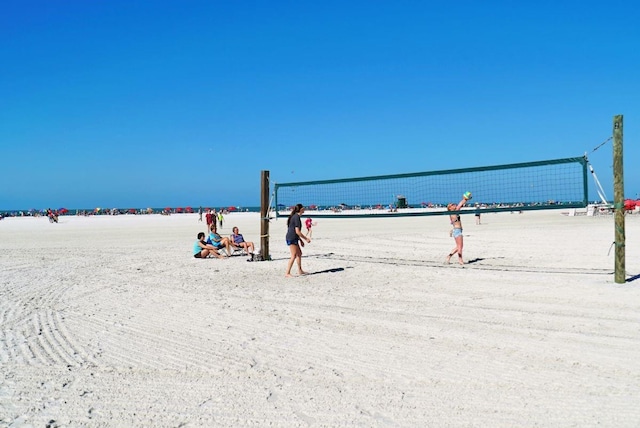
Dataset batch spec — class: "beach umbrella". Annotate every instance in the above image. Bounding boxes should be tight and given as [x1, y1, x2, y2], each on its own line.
[176, 207, 183, 213]
[128, 208, 136, 214]
[227, 206, 237, 211]
[185, 206, 193, 213]
[624, 199, 636, 210]
[165, 207, 171, 212]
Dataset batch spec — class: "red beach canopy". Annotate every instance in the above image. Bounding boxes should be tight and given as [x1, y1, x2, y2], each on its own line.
[624, 199, 636, 210]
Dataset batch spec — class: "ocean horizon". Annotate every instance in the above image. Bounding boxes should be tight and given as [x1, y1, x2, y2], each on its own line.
[0, 206, 263, 216]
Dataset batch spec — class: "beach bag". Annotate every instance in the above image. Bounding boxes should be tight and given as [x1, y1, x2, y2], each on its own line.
[249, 253, 264, 262]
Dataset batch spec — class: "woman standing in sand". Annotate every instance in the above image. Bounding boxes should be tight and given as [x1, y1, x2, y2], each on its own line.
[285, 204, 311, 277]
[446, 192, 471, 265]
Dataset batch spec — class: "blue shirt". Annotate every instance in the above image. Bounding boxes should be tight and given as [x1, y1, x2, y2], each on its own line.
[193, 240, 204, 255]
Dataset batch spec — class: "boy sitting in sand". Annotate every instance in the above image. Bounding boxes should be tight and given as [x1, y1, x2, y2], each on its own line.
[193, 232, 226, 259]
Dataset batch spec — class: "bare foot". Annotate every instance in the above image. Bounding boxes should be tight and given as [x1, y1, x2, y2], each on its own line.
[285, 273, 293, 278]
[445, 255, 451, 264]
[299, 270, 308, 275]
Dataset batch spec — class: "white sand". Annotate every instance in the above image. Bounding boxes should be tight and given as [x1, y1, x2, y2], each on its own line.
[1, 211, 639, 427]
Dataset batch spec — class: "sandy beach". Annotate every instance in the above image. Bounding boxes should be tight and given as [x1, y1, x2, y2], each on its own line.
[1, 210, 639, 427]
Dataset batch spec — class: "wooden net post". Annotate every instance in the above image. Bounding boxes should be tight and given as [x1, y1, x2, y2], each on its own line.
[260, 170, 270, 261]
[613, 115, 625, 283]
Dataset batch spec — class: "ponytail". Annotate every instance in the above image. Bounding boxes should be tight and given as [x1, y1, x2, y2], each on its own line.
[287, 203, 304, 226]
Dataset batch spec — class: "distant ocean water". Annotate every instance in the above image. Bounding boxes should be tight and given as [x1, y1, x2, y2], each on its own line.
[0, 206, 263, 216]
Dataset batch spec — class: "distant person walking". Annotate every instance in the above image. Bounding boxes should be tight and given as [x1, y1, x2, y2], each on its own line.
[217, 211, 224, 228]
[285, 204, 311, 277]
[46, 208, 58, 223]
[305, 217, 314, 238]
[198, 206, 203, 222]
[205, 209, 213, 229]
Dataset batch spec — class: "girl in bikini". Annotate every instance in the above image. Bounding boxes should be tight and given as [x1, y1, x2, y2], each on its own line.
[446, 192, 471, 265]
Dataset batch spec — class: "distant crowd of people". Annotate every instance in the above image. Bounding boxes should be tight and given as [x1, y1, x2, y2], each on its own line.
[200, 208, 229, 229]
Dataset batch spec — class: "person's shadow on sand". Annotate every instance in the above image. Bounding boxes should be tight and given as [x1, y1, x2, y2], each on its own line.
[305, 267, 347, 275]
[626, 273, 640, 283]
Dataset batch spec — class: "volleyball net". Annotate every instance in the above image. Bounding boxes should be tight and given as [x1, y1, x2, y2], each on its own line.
[274, 156, 589, 218]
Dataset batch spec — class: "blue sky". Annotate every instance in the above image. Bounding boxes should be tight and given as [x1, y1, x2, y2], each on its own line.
[2, 0, 639, 210]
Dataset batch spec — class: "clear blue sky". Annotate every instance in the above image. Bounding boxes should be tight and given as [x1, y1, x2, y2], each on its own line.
[2, 0, 639, 210]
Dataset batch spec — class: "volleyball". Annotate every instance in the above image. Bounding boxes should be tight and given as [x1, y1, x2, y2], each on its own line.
[463, 191, 472, 200]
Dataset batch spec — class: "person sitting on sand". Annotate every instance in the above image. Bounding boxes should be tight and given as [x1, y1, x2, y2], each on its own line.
[193, 232, 226, 259]
[207, 223, 233, 256]
[230, 226, 255, 255]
